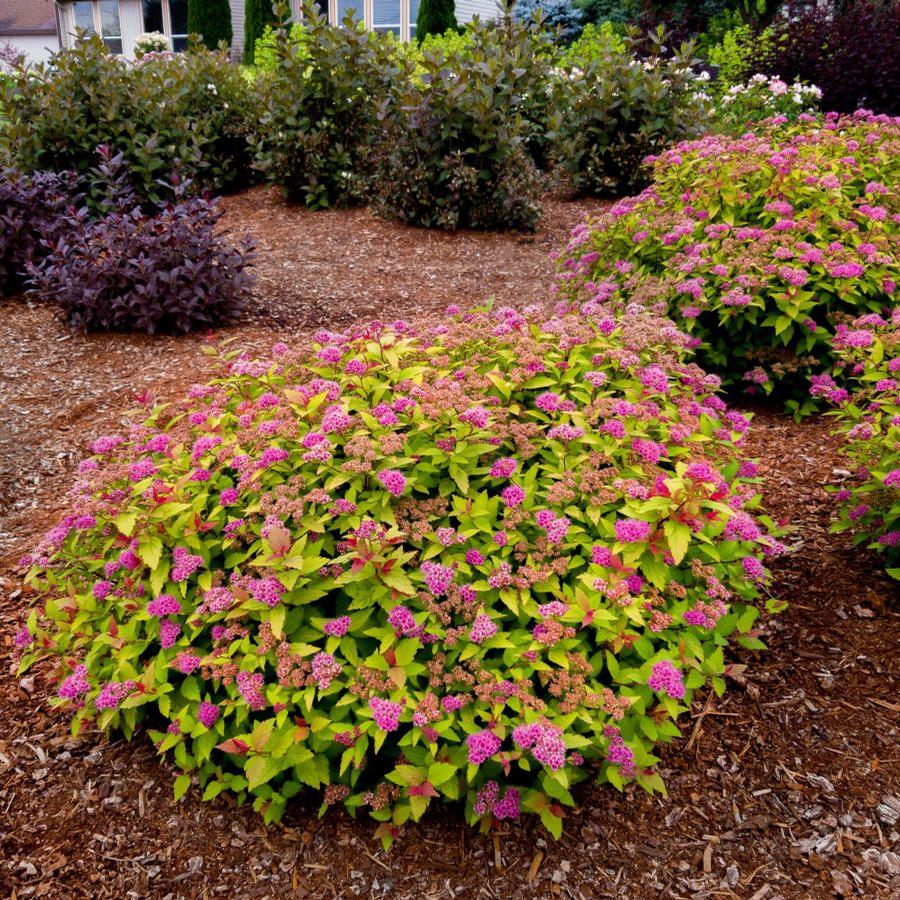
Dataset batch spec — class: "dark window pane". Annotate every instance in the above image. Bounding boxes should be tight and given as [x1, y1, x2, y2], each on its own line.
[103, 37, 123, 54]
[169, 0, 188, 35]
[142, 0, 164, 33]
[172, 34, 189, 52]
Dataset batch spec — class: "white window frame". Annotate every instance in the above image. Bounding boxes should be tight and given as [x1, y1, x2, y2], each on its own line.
[67, 1, 124, 54]
[293, 0, 418, 42]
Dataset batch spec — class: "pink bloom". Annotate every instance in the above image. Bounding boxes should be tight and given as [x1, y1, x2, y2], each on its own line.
[490, 457, 517, 478]
[370, 697, 403, 731]
[378, 469, 407, 496]
[615, 518, 651, 543]
[147, 594, 181, 617]
[324, 615, 352, 637]
[501, 484, 526, 507]
[469, 614, 497, 644]
[648, 660, 685, 699]
[198, 701, 219, 728]
[467, 729, 501, 765]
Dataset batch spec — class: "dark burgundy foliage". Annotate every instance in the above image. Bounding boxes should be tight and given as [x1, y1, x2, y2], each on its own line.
[762, 2, 900, 115]
[30, 150, 256, 334]
[0, 168, 79, 295]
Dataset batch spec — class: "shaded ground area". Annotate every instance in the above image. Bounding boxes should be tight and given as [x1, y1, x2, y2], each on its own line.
[1, 192, 898, 899]
[221, 188, 609, 329]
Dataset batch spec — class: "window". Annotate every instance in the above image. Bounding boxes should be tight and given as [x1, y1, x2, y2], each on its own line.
[169, 0, 188, 51]
[335, 0, 363, 26]
[373, 0, 401, 36]
[71, 1, 122, 54]
[141, 0, 189, 52]
[409, 0, 421, 40]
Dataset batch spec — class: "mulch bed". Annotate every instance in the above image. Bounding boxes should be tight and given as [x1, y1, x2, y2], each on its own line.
[1, 190, 897, 899]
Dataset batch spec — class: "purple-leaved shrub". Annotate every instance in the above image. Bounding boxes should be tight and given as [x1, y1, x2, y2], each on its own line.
[18, 303, 782, 842]
[812, 309, 900, 579]
[0, 167, 79, 295]
[555, 113, 900, 408]
[30, 149, 255, 334]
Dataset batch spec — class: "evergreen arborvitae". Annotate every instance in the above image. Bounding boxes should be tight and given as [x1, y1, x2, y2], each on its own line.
[188, 0, 234, 51]
[244, 0, 278, 64]
[416, 0, 458, 41]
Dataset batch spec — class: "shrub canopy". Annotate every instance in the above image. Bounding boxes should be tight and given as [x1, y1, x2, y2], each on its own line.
[0, 36, 255, 208]
[813, 309, 900, 579]
[21, 303, 780, 839]
[556, 114, 900, 405]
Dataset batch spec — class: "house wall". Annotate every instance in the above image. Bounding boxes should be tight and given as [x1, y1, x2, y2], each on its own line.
[0, 33, 60, 67]
[455, 0, 499, 25]
[230, 0, 245, 61]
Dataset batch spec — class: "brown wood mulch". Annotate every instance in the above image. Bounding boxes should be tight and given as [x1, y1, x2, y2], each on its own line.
[1, 189, 898, 899]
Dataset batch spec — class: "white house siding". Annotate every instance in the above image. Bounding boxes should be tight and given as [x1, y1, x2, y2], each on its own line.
[455, 0, 499, 24]
[0, 33, 60, 67]
[229, 0, 245, 61]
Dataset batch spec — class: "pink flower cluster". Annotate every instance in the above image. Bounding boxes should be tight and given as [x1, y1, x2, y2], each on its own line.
[94, 679, 135, 710]
[324, 615, 351, 637]
[198, 701, 220, 728]
[420, 561, 454, 596]
[377, 469, 406, 496]
[370, 697, 403, 732]
[467, 729, 502, 765]
[615, 518, 652, 543]
[147, 594, 181, 617]
[469, 614, 497, 644]
[58, 664, 90, 700]
[647, 660, 686, 699]
[512, 722, 566, 770]
[171, 546, 203, 582]
[473, 781, 520, 819]
[237, 670, 267, 710]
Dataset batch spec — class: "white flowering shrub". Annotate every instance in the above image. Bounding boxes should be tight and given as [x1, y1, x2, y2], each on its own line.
[715, 74, 822, 133]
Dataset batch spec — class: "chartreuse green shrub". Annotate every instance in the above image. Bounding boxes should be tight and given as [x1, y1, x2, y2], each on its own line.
[553, 28, 709, 197]
[559, 20, 625, 63]
[555, 113, 900, 407]
[812, 310, 900, 579]
[705, 22, 775, 89]
[0, 35, 256, 207]
[253, 22, 310, 73]
[19, 303, 782, 842]
[252, 5, 400, 208]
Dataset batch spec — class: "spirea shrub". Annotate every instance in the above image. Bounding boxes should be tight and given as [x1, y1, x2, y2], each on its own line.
[30, 150, 255, 334]
[373, 22, 550, 230]
[813, 310, 900, 579]
[252, 7, 399, 208]
[554, 30, 709, 197]
[20, 302, 782, 840]
[555, 113, 900, 403]
[1, 35, 255, 207]
[0, 167, 78, 295]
